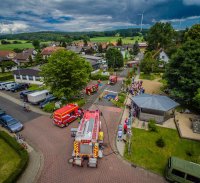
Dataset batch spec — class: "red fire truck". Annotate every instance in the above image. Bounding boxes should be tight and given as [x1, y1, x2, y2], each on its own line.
[108, 75, 117, 85]
[85, 84, 98, 95]
[53, 104, 83, 127]
[71, 110, 103, 167]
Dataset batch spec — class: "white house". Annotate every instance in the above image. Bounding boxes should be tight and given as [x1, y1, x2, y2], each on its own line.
[13, 69, 43, 85]
[159, 50, 169, 63]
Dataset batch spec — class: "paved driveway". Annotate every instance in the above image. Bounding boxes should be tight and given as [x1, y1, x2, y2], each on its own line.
[0, 96, 41, 123]
[21, 104, 165, 183]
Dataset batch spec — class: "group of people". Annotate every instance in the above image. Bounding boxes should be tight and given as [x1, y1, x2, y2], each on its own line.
[128, 80, 145, 96]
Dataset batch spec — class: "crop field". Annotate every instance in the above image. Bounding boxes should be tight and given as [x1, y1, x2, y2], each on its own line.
[90, 36, 144, 44]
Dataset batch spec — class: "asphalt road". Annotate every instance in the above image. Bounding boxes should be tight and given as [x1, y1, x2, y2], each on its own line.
[0, 96, 41, 123]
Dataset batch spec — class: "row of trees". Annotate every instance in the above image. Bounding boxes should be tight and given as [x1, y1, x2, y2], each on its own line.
[143, 22, 200, 110]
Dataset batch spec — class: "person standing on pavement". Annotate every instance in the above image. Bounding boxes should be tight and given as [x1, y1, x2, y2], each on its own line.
[117, 130, 123, 141]
[124, 123, 127, 134]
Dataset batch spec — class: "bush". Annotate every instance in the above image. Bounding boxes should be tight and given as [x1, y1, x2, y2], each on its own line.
[148, 119, 158, 132]
[90, 74, 109, 80]
[43, 102, 55, 112]
[75, 99, 86, 107]
[0, 74, 14, 81]
[156, 137, 166, 148]
[0, 131, 29, 183]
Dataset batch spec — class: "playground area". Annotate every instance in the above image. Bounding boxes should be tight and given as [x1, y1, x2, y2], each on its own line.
[175, 112, 200, 141]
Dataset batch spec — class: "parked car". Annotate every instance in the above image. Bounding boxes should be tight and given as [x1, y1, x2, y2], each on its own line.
[39, 95, 57, 108]
[5, 82, 17, 91]
[0, 115, 23, 133]
[0, 81, 14, 90]
[0, 109, 5, 117]
[11, 83, 29, 92]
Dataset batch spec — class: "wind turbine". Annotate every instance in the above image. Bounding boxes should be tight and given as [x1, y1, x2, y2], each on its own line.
[138, 11, 144, 32]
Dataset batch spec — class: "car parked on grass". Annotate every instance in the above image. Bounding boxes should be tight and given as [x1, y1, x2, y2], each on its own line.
[0, 114, 23, 133]
[10, 83, 29, 92]
[39, 95, 57, 108]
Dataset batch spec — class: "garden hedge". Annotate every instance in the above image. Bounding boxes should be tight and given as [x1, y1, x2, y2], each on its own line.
[90, 74, 109, 80]
[0, 74, 14, 81]
[0, 131, 29, 183]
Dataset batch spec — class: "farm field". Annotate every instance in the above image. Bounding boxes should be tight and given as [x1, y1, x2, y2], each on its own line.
[124, 127, 200, 175]
[90, 36, 143, 44]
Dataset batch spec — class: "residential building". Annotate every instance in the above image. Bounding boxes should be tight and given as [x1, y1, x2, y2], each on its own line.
[159, 50, 169, 63]
[41, 46, 65, 59]
[14, 48, 36, 65]
[13, 68, 43, 85]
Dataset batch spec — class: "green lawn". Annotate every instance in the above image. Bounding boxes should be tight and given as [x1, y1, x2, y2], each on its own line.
[139, 72, 162, 80]
[124, 127, 200, 176]
[0, 138, 21, 183]
[29, 84, 47, 91]
[0, 40, 51, 50]
[90, 36, 143, 44]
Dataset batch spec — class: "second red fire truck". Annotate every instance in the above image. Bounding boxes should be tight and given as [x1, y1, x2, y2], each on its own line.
[71, 110, 103, 167]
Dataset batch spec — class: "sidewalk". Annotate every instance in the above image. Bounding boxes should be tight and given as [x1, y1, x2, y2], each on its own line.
[0, 91, 50, 116]
[116, 72, 140, 156]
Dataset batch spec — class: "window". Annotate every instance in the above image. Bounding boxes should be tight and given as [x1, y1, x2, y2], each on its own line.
[22, 75, 27, 80]
[28, 76, 33, 80]
[16, 75, 20, 79]
[35, 76, 40, 81]
[162, 56, 165, 59]
[186, 174, 200, 182]
[172, 169, 185, 178]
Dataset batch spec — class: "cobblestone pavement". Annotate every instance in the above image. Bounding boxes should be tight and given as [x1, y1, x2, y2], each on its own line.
[21, 104, 165, 183]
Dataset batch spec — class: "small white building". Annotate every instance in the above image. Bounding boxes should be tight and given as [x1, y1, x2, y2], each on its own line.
[13, 69, 43, 85]
[159, 50, 169, 63]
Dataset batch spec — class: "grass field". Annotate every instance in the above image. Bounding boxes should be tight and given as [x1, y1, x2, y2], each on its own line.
[0, 138, 21, 183]
[90, 36, 143, 44]
[124, 127, 200, 175]
[0, 40, 51, 50]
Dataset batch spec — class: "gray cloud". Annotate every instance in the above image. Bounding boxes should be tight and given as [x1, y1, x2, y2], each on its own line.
[0, 0, 200, 33]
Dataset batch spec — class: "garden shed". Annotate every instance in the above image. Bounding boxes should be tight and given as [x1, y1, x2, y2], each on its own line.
[131, 94, 179, 123]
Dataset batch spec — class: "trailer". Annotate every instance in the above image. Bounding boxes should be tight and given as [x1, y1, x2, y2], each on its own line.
[27, 90, 49, 104]
[108, 75, 117, 85]
[85, 84, 98, 95]
[71, 110, 103, 167]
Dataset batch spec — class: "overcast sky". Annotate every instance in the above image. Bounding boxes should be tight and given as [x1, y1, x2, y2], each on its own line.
[0, 0, 200, 34]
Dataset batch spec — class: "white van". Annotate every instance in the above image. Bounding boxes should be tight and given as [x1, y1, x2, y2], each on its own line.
[27, 90, 49, 104]
[4, 82, 17, 91]
[0, 82, 15, 90]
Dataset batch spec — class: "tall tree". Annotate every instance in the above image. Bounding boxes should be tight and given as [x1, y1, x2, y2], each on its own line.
[140, 52, 157, 74]
[40, 50, 92, 99]
[106, 48, 124, 68]
[32, 40, 40, 49]
[133, 41, 140, 56]
[184, 24, 200, 41]
[164, 40, 200, 108]
[117, 38, 122, 46]
[28, 55, 33, 65]
[34, 51, 44, 65]
[146, 22, 175, 51]
[98, 43, 103, 53]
